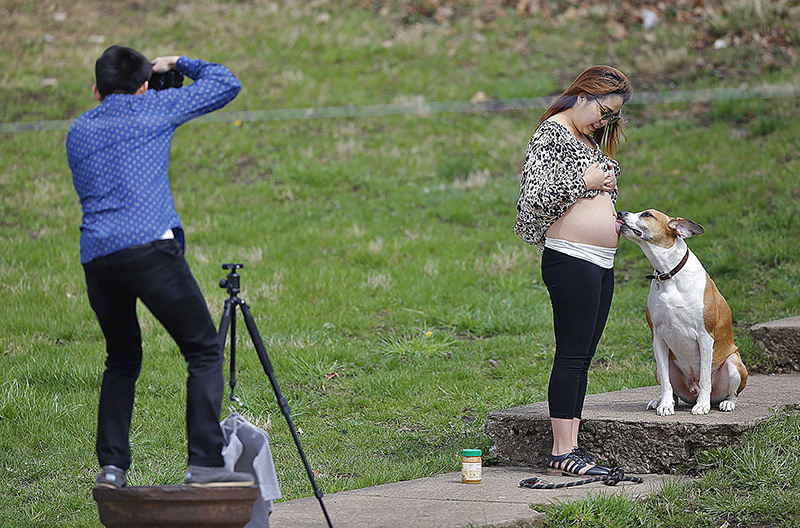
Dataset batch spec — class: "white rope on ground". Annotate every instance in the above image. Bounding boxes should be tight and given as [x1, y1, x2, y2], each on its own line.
[2, 84, 798, 134]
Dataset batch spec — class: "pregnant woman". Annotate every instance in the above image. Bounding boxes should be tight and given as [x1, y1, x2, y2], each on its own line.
[514, 65, 632, 476]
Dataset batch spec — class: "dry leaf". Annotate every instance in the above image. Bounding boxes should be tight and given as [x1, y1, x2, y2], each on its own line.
[471, 91, 488, 103]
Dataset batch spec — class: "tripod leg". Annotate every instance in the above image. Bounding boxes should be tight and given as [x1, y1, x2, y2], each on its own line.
[238, 301, 333, 528]
[218, 298, 233, 349]
[229, 303, 239, 403]
[217, 298, 241, 404]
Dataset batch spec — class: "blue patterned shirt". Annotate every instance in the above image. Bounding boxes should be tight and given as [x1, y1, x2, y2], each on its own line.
[67, 56, 241, 263]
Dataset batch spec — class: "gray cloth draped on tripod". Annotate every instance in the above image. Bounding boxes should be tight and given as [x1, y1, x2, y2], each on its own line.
[221, 411, 282, 528]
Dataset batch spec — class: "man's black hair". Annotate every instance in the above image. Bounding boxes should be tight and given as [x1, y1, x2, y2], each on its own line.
[95, 45, 152, 98]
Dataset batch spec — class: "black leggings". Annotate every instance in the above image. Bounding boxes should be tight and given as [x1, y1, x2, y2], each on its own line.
[541, 247, 614, 420]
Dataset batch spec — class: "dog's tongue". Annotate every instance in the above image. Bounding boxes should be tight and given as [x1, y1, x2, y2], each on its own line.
[615, 220, 623, 234]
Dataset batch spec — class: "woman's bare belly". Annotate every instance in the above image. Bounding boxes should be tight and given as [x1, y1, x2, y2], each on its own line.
[546, 192, 619, 248]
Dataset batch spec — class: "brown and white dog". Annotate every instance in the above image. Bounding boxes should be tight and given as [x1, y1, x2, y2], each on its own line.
[616, 209, 747, 415]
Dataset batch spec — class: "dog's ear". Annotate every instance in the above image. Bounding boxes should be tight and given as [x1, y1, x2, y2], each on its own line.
[668, 217, 704, 238]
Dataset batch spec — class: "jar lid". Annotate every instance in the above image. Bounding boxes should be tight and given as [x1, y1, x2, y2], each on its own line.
[461, 449, 482, 457]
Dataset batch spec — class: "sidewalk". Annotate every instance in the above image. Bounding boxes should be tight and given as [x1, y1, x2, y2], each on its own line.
[269, 466, 687, 528]
[270, 373, 800, 527]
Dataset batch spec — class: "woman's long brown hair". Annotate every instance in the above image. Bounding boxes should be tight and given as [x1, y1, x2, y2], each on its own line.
[540, 65, 632, 157]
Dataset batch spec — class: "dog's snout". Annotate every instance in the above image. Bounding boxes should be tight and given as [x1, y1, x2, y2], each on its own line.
[617, 211, 628, 220]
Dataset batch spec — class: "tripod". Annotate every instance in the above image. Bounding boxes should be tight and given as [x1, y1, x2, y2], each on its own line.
[217, 263, 333, 528]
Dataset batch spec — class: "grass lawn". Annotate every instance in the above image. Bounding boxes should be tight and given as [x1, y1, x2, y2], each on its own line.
[1, 1, 799, 526]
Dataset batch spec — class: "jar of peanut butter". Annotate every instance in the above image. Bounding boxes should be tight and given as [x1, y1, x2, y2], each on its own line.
[461, 449, 482, 484]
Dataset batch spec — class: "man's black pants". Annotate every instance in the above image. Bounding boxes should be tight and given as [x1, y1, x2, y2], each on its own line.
[83, 238, 224, 470]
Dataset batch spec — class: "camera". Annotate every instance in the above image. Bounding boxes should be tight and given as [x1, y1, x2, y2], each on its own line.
[149, 70, 184, 90]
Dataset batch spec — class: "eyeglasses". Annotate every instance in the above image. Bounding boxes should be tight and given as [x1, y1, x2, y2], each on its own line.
[590, 95, 622, 124]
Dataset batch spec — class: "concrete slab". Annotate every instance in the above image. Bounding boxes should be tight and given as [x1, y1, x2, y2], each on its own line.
[269, 466, 685, 528]
[486, 373, 800, 473]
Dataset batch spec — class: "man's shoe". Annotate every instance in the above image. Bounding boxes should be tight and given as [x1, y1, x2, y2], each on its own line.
[185, 465, 255, 487]
[95, 465, 127, 489]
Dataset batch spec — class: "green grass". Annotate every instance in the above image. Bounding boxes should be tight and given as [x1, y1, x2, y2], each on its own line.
[1, 1, 800, 526]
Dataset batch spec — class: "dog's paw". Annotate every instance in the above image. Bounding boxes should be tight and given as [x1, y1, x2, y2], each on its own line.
[656, 403, 675, 416]
[691, 401, 711, 415]
[718, 400, 737, 412]
[648, 396, 675, 415]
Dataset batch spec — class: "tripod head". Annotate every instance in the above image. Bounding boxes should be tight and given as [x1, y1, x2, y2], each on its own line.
[219, 263, 244, 297]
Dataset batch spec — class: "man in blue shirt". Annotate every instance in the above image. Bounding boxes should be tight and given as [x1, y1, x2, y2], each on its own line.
[67, 45, 252, 488]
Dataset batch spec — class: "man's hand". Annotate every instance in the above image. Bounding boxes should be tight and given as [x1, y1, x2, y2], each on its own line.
[151, 56, 180, 74]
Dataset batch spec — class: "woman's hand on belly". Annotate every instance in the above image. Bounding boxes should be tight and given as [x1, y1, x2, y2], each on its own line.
[583, 162, 617, 193]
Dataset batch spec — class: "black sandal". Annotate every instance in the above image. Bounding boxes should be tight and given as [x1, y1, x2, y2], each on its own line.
[571, 446, 595, 464]
[546, 451, 610, 477]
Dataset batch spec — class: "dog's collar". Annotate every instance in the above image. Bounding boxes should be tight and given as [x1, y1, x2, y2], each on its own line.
[645, 249, 690, 282]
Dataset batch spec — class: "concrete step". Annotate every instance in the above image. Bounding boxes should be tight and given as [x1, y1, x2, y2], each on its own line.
[750, 316, 800, 371]
[269, 466, 686, 528]
[486, 373, 800, 474]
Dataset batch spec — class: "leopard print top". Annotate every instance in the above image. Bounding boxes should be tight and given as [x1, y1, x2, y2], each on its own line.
[514, 120, 619, 251]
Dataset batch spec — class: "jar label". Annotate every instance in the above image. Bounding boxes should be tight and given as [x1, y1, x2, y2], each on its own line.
[462, 462, 481, 481]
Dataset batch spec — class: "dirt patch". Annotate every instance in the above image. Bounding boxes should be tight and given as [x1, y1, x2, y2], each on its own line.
[356, 0, 799, 88]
